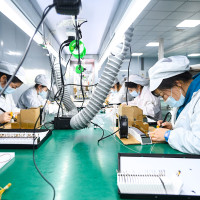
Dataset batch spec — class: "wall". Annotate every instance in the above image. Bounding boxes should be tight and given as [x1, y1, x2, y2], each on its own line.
[0, 12, 52, 103]
[98, 56, 200, 82]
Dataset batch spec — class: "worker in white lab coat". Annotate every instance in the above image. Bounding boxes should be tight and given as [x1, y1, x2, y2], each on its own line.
[123, 74, 161, 120]
[17, 74, 50, 109]
[106, 79, 121, 104]
[0, 61, 25, 123]
[149, 56, 200, 154]
[107, 78, 133, 104]
[114, 77, 133, 103]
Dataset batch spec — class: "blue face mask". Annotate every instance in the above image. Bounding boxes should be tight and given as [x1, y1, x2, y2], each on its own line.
[165, 89, 185, 107]
[130, 90, 140, 97]
[39, 90, 47, 99]
[4, 86, 16, 94]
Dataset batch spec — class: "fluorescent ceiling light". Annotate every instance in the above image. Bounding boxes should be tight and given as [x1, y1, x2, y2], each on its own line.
[188, 53, 200, 57]
[131, 53, 143, 56]
[176, 20, 200, 28]
[0, 0, 43, 44]
[46, 44, 58, 57]
[98, 0, 151, 68]
[120, 70, 131, 72]
[6, 51, 22, 56]
[146, 42, 159, 47]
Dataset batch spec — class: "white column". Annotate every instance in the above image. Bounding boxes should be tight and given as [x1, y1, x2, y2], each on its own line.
[158, 38, 164, 60]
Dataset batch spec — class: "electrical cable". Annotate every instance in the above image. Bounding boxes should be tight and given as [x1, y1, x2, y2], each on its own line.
[98, 128, 121, 144]
[158, 176, 167, 194]
[32, 5, 56, 198]
[90, 121, 105, 144]
[33, 83, 55, 200]
[0, 3, 56, 96]
[112, 135, 140, 153]
[75, 15, 85, 109]
[126, 47, 132, 105]
[54, 83, 97, 100]
[33, 96, 55, 200]
[63, 54, 72, 76]
[57, 52, 72, 117]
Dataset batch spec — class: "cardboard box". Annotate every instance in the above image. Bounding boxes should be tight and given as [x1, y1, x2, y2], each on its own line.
[118, 105, 143, 126]
[20, 108, 40, 129]
[17, 114, 21, 123]
[11, 122, 21, 129]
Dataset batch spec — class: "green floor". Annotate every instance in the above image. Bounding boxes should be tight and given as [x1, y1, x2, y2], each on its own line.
[0, 127, 182, 200]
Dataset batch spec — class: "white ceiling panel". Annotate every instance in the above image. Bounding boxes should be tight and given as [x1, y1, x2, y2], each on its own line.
[158, 19, 181, 26]
[177, 2, 200, 12]
[132, 30, 149, 36]
[151, 1, 184, 11]
[137, 10, 150, 19]
[166, 11, 194, 20]
[189, 12, 200, 20]
[146, 31, 165, 36]
[153, 26, 173, 32]
[134, 26, 154, 31]
[144, 0, 158, 11]
[138, 19, 161, 26]
[144, 11, 171, 19]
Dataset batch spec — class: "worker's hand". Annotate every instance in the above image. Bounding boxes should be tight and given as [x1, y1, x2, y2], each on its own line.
[149, 128, 169, 142]
[0, 112, 12, 123]
[121, 102, 127, 106]
[157, 120, 172, 129]
[47, 100, 51, 105]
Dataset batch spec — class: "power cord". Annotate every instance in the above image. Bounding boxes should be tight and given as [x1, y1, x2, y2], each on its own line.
[57, 51, 72, 117]
[32, 6, 56, 198]
[126, 47, 132, 105]
[75, 15, 85, 109]
[98, 128, 120, 143]
[91, 121, 120, 144]
[54, 83, 97, 100]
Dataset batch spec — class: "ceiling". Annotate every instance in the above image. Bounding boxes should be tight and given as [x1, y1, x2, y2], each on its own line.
[30, 0, 120, 54]
[30, 0, 200, 57]
[130, 0, 200, 57]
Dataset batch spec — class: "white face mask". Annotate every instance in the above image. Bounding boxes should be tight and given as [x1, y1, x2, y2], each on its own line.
[39, 90, 47, 99]
[130, 90, 140, 97]
[0, 82, 15, 94]
[165, 88, 185, 107]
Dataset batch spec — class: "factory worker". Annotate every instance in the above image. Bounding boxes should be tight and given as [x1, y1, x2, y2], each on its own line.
[107, 79, 121, 104]
[148, 56, 200, 154]
[116, 77, 133, 103]
[0, 61, 25, 122]
[123, 74, 162, 120]
[17, 74, 50, 109]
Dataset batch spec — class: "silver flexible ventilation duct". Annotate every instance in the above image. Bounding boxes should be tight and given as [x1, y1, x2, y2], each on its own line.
[70, 28, 133, 129]
[53, 62, 78, 115]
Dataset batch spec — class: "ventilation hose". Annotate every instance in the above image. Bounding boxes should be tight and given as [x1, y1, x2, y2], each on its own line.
[53, 62, 78, 115]
[70, 28, 133, 129]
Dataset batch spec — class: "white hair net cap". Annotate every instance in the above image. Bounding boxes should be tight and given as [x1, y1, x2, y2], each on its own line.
[128, 74, 149, 86]
[0, 61, 26, 83]
[148, 56, 190, 91]
[112, 78, 119, 87]
[35, 74, 50, 89]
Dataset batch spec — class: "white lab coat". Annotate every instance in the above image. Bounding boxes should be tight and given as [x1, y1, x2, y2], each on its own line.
[126, 86, 162, 120]
[0, 94, 20, 114]
[17, 87, 46, 109]
[168, 89, 200, 154]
